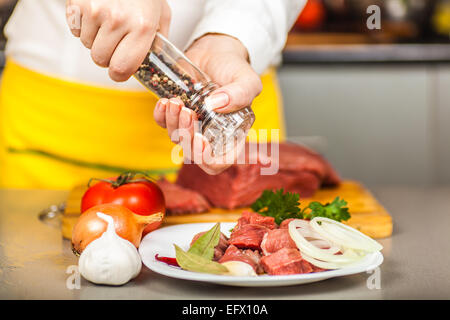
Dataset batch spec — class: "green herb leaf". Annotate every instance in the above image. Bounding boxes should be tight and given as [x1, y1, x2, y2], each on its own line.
[188, 222, 221, 260]
[250, 190, 351, 224]
[251, 189, 302, 225]
[174, 244, 228, 275]
[303, 197, 350, 222]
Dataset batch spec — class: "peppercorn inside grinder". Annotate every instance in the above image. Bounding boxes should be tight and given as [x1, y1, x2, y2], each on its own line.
[134, 33, 255, 158]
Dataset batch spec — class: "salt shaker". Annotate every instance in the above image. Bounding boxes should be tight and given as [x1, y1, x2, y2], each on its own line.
[134, 33, 255, 158]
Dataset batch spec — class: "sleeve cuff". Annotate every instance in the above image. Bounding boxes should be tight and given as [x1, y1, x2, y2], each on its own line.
[184, 13, 274, 75]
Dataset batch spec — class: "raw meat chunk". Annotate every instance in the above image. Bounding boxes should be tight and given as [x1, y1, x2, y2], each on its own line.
[260, 229, 297, 256]
[229, 224, 269, 250]
[260, 248, 313, 275]
[156, 178, 211, 215]
[235, 211, 277, 231]
[219, 245, 263, 273]
[279, 218, 296, 229]
[176, 142, 340, 209]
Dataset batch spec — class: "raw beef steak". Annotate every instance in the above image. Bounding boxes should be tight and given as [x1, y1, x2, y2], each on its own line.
[176, 142, 340, 209]
[156, 178, 211, 215]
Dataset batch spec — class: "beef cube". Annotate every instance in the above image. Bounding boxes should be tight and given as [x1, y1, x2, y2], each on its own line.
[219, 245, 263, 273]
[235, 211, 277, 231]
[260, 229, 297, 256]
[242, 249, 264, 274]
[260, 248, 313, 275]
[279, 218, 296, 229]
[229, 224, 269, 250]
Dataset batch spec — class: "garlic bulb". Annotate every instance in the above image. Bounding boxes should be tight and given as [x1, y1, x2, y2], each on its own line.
[221, 261, 257, 277]
[78, 212, 142, 285]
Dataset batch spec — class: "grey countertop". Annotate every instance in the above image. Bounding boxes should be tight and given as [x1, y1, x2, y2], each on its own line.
[1, 186, 449, 300]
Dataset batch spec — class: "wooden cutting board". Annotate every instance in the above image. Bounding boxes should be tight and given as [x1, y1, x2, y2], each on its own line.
[62, 180, 392, 240]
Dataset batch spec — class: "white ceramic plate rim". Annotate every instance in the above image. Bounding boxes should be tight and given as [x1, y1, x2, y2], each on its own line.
[139, 222, 384, 286]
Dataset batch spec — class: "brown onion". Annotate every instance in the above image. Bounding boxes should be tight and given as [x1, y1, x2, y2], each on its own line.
[72, 203, 163, 255]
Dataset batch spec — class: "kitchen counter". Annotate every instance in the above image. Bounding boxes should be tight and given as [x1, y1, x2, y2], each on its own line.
[1, 186, 449, 300]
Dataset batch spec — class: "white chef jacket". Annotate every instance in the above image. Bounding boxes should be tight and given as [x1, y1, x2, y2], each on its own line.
[4, 0, 305, 90]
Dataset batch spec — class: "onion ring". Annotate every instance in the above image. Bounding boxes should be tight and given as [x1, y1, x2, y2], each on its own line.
[310, 217, 383, 252]
[288, 218, 383, 270]
[288, 220, 359, 264]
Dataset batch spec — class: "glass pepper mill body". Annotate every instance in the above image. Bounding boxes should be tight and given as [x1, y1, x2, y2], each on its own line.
[134, 33, 255, 158]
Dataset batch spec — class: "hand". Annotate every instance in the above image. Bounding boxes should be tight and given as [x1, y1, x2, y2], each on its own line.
[153, 34, 262, 174]
[66, 0, 171, 81]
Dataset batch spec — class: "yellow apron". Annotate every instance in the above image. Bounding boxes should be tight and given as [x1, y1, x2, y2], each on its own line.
[0, 60, 285, 189]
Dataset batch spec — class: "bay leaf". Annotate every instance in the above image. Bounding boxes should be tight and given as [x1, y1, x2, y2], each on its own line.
[188, 222, 221, 260]
[175, 244, 228, 275]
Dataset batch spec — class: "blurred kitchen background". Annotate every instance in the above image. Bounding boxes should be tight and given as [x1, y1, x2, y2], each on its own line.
[1, 0, 450, 188]
[279, 0, 450, 188]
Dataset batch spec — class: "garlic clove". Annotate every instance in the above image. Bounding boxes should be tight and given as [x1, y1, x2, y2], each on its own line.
[221, 261, 257, 277]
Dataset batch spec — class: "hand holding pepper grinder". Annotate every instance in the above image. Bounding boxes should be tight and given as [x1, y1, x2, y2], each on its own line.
[134, 33, 256, 163]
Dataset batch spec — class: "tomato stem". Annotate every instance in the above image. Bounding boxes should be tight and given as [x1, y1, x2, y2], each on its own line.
[87, 171, 157, 188]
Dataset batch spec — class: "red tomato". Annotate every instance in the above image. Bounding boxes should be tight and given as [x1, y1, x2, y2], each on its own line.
[81, 175, 165, 235]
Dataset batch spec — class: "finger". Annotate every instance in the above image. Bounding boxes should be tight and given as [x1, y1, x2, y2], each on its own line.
[179, 106, 194, 132]
[178, 108, 197, 162]
[199, 138, 229, 175]
[165, 98, 182, 142]
[192, 132, 206, 165]
[154, 98, 168, 128]
[190, 131, 232, 174]
[66, 1, 82, 37]
[158, 1, 172, 38]
[199, 162, 229, 175]
[201, 139, 215, 169]
[205, 72, 262, 114]
[79, 14, 100, 49]
[178, 107, 193, 143]
[90, 24, 126, 68]
[178, 107, 193, 151]
[109, 27, 156, 82]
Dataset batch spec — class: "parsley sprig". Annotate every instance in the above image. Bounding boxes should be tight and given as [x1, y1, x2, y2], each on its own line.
[251, 189, 350, 225]
[251, 189, 301, 225]
[303, 197, 350, 221]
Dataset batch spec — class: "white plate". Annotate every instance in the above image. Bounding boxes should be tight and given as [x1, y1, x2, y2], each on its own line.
[139, 222, 384, 287]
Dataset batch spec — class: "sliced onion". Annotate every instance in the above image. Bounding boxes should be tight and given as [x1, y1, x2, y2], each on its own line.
[288, 218, 383, 270]
[288, 220, 359, 264]
[310, 217, 383, 252]
[297, 226, 323, 239]
[293, 220, 334, 244]
[291, 219, 310, 229]
[294, 221, 341, 254]
[301, 252, 368, 270]
[301, 253, 345, 270]
[309, 240, 340, 254]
